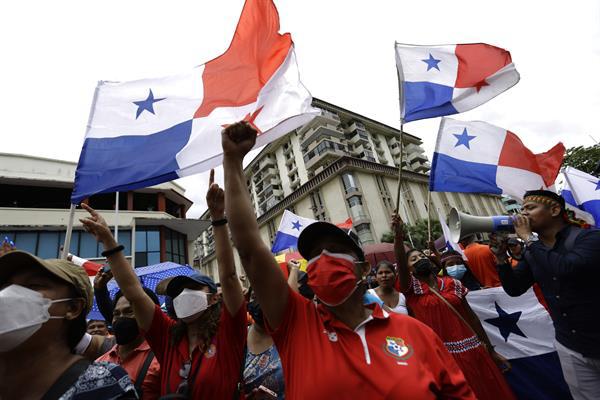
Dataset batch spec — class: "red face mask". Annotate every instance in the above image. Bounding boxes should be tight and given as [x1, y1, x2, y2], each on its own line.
[307, 250, 360, 306]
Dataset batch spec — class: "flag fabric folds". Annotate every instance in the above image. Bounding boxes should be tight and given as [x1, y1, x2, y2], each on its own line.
[71, 0, 317, 203]
[467, 287, 572, 400]
[271, 210, 317, 253]
[562, 166, 600, 227]
[395, 43, 520, 122]
[430, 117, 565, 199]
[437, 209, 467, 260]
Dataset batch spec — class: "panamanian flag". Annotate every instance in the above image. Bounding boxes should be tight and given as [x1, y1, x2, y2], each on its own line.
[271, 210, 316, 253]
[395, 43, 520, 123]
[71, 0, 317, 204]
[430, 117, 565, 200]
[467, 287, 572, 400]
[562, 166, 600, 228]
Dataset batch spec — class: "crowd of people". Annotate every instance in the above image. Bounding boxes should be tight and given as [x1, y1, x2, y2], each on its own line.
[0, 121, 599, 399]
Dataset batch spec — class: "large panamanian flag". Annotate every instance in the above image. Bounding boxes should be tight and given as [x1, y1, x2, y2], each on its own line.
[395, 43, 520, 123]
[430, 117, 565, 199]
[467, 287, 572, 400]
[71, 0, 317, 204]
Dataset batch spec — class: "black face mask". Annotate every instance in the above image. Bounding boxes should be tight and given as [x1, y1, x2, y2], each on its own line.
[113, 317, 140, 345]
[414, 258, 434, 277]
[247, 300, 264, 327]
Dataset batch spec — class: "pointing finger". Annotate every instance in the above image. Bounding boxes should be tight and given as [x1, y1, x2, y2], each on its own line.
[209, 169, 214, 186]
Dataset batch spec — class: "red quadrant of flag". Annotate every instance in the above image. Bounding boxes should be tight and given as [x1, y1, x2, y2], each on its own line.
[455, 44, 513, 89]
[194, 0, 291, 119]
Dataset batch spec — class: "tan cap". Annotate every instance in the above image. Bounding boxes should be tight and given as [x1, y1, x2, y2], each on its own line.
[0, 250, 93, 313]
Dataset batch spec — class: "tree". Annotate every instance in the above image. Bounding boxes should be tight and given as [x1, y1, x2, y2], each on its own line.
[380, 219, 442, 250]
[563, 144, 600, 175]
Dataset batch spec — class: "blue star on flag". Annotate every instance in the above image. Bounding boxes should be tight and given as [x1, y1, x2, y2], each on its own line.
[291, 220, 302, 231]
[133, 89, 166, 119]
[592, 180, 600, 191]
[485, 302, 527, 342]
[453, 128, 477, 149]
[422, 53, 442, 71]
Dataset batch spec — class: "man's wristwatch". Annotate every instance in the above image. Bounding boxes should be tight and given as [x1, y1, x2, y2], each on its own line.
[524, 234, 539, 246]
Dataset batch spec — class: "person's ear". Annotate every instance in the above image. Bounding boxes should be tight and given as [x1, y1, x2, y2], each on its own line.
[550, 204, 562, 218]
[208, 293, 218, 306]
[65, 298, 85, 320]
[358, 261, 371, 278]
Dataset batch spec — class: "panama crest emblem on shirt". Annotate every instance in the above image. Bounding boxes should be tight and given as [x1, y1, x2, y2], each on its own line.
[383, 336, 413, 362]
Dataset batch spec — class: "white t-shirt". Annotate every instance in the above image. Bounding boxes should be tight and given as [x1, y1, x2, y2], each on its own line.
[367, 288, 408, 315]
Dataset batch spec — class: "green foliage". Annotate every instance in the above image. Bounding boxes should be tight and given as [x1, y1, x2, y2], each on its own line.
[563, 144, 600, 175]
[380, 219, 442, 250]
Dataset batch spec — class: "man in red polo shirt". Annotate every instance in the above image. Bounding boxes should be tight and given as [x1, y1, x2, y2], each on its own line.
[222, 121, 475, 399]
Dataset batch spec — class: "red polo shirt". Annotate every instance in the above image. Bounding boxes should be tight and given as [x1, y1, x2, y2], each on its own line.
[96, 340, 161, 400]
[268, 288, 475, 399]
[143, 303, 247, 398]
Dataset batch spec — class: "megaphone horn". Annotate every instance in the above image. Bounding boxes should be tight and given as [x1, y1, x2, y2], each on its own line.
[448, 208, 514, 243]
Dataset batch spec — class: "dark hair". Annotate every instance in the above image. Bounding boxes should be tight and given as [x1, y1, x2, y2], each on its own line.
[406, 248, 421, 259]
[113, 287, 160, 309]
[170, 300, 222, 354]
[374, 260, 395, 274]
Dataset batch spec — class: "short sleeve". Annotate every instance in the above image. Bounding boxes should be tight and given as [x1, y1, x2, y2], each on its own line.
[216, 300, 248, 371]
[265, 287, 311, 352]
[142, 304, 176, 366]
[428, 332, 476, 399]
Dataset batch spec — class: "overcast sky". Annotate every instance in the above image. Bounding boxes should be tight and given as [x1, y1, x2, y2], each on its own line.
[2, 0, 598, 217]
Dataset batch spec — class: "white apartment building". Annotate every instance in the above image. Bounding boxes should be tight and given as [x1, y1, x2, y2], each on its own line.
[0, 153, 207, 266]
[195, 99, 506, 279]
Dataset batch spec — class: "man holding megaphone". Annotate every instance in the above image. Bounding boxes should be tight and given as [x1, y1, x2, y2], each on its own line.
[490, 190, 600, 400]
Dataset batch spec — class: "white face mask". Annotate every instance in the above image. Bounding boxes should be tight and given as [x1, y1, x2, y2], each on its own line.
[446, 264, 467, 280]
[173, 288, 208, 319]
[0, 284, 73, 352]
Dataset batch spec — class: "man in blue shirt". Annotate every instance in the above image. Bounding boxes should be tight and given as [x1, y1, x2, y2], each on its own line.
[492, 190, 600, 400]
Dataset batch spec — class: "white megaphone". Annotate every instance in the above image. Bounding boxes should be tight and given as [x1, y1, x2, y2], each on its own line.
[448, 208, 514, 243]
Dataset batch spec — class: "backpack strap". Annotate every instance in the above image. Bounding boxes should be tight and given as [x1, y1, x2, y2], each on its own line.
[134, 350, 155, 398]
[41, 359, 90, 400]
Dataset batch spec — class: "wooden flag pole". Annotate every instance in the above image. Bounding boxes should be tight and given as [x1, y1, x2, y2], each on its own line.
[427, 190, 432, 243]
[114, 192, 119, 242]
[61, 204, 76, 259]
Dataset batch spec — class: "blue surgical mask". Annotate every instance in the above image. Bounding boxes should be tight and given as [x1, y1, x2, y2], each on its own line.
[446, 264, 467, 280]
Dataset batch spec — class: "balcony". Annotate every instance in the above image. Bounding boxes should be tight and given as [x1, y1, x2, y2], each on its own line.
[303, 140, 347, 170]
[408, 155, 428, 167]
[285, 156, 295, 167]
[287, 165, 298, 177]
[413, 162, 431, 173]
[301, 125, 344, 148]
[390, 146, 401, 156]
[298, 109, 341, 135]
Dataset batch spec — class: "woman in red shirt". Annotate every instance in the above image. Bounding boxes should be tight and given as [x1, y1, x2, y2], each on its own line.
[80, 170, 246, 399]
[393, 214, 516, 400]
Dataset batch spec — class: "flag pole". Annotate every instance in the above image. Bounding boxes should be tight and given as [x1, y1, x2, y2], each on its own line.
[114, 192, 119, 242]
[394, 42, 405, 215]
[427, 190, 432, 243]
[61, 204, 76, 259]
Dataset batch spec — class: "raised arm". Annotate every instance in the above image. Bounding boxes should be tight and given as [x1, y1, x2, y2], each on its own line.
[222, 122, 289, 329]
[287, 259, 300, 293]
[206, 169, 244, 315]
[392, 213, 410, 293]
[80, 203, 156, 331]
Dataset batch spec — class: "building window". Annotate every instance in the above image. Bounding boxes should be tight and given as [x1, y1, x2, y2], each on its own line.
[354, 223, 374, 245]
[309, 190, 328, 221]
[375, 176, 394, 214]
[135, 227, 161, 267]
[166, 228, 187, 265]
[341, 172, 360, 194]
[0, 230, 131, 260]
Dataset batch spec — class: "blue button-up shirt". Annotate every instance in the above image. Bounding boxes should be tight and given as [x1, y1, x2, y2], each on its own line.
[498, 225, 600, 357]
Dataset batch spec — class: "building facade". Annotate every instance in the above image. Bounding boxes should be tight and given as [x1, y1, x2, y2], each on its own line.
[195, 99, 506, 279]
[0, 153, 207, 266]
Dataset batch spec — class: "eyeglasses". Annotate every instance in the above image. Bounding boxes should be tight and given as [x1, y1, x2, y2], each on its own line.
[176, 360, 191, 395]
